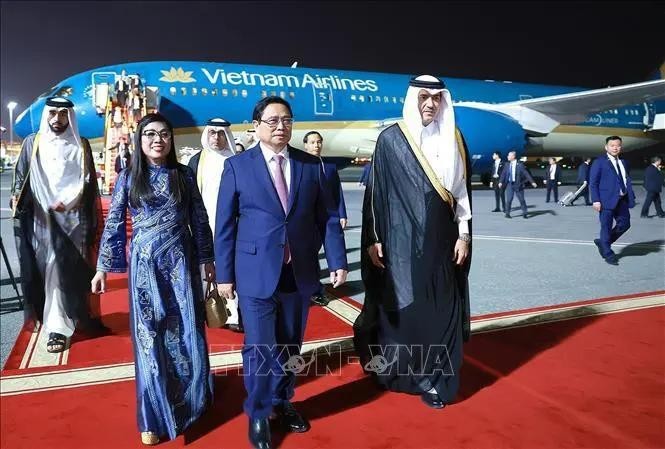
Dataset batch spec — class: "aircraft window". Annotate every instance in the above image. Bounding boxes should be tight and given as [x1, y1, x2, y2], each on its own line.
[384, 96, 389, 103]
[351, 95, 356, 101]
[359, 95, 365, 103]
[392, 97, 397, 103]
[399, 97, 404, 103]
[232, 89, 238, 97]
[261, 90, 267, 98]
[289, 92, 295, 99]
[54, 86, 73, 97]
[375, 96, 381, 103]
[222, 89, 228, 97]
[270, 91, 276, 97]
[279, 91, 286, 99]
[212, 88, 218, 96]
[192, 87, 198, 96]
[169, 87, 177, 96]
[368, 96, 373, 103]
[241, 89, 248, 98]
[201, 88, 208, 96]
[180, 87, 187, 96]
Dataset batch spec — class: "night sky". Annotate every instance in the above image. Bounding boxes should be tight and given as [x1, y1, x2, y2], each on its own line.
[1, 1, 664, 128]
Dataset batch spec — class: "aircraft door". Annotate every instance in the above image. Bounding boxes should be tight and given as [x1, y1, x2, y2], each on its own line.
[91, 72, 116, 113]
[312, 84, 334, 115]
[145, 86, 160, 112]
[643, 102, 656, 129]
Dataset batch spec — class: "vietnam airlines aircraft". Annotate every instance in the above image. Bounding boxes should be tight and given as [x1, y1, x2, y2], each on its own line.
[13, 61, 665, 178]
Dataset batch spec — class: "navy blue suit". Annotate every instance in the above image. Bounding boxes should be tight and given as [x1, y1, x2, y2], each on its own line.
[544, 164, 562, 202]
[641, 164, 664, 217]
[589, 155, 636, 259]
[500, 161, 535, 217]
[214, 145, 347, 419]
[322, 162, 347, 220]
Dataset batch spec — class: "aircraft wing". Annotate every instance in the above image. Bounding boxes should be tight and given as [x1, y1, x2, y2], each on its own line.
[456, 79, 665, 135]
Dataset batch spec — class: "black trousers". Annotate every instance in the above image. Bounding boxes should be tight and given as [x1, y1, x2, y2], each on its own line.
[641, 191, 664, 216]
[493, 181, 506, 211]
[546, 182, 558, 202]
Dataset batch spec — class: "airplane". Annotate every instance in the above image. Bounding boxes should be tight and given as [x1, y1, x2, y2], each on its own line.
[13, 60, 665, 184]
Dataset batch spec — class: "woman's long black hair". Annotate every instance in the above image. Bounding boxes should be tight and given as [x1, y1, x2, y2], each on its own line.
[129, 113, 187, 208]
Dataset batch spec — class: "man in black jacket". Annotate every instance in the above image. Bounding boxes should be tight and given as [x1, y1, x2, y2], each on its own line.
[641, 156, 664, 218]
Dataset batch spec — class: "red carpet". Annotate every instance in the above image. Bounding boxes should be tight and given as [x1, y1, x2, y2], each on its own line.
[2, 271, 353, 373]
[2, 306, 663, 449]
[2, 197, 353, 373]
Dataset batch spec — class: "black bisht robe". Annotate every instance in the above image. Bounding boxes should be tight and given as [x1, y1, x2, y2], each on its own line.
[11, 134, 106, 333]
[353, 123, 472, 402]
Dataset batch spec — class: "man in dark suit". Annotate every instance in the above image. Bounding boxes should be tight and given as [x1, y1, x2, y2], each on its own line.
[543, 157, 562, 203]
[590, 136, 636, 265]
[303, 131, 348, 306]
[113, 140, 131, 174]
[490, 151, 506, 212]
[499, 150, 537, 219]
[641, 155, 664, 218]
[571, 157, 592, 205]
[215, 96, 348, 449]
[358, 160, 371, 186]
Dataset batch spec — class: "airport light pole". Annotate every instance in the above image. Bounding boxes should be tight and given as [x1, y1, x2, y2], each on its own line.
[7, 101, 18, 147]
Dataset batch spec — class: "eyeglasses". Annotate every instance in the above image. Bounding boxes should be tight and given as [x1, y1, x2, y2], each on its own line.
[207, 130, 227, 137]
[259, 117, 294, 128]
[142, 130, 172, 140]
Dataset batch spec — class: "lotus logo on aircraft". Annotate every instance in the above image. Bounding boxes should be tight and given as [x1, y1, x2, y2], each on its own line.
[159, 67, 196, 83]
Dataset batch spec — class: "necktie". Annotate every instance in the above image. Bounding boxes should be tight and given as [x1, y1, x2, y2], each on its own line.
[271, 154, 291, 263]
[613, 157, 627, 195]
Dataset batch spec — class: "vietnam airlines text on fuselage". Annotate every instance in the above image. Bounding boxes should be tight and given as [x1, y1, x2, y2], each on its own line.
[14, 61, 663, 176]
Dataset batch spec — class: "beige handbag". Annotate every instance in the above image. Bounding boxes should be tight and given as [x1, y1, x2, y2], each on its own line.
[204, 281, 229, 328]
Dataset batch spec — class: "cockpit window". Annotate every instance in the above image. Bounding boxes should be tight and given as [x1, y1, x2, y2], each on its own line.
[36, 85, 73, 99]
[37, 85, 60, 99]
[53, 86, 73, 97]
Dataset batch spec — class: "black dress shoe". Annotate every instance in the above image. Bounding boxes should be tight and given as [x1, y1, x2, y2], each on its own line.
[522, 214, 528, 219]
[640, 215, 650, 218]
[310, 293, 330, 306]
[249, 418, 272, 449]
[225, 323, 244, 333]
[604, 255, 619, 266]
[276, 402, 310, 433]
[504, 214, 512, 219]
[659, 214, 665, 218]
[593, 239, 604, 258]
[421, 392, 446, 409]
[491, 209, 501, 212]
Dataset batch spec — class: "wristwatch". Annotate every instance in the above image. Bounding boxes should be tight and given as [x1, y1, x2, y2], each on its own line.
[458, 233, 471, 243]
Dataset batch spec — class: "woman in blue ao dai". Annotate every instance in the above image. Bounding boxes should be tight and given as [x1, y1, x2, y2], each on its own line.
[92, 113, 215, 445]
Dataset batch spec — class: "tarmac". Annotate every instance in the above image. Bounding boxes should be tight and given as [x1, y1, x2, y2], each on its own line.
[1, 169, 664, 367]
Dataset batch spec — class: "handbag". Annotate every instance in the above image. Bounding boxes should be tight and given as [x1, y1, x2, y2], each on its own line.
[204, 281, 229, 328]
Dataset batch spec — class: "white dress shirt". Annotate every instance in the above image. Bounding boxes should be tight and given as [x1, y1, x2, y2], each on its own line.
[261, 143, 291, 193]
[607, 154, 627, 195]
